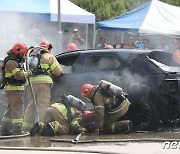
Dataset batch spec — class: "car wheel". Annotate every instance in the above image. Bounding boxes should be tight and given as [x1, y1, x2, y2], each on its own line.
[126, 84, 160, 131]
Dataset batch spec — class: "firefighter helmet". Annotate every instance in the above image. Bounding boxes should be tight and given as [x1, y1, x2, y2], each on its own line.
[80, 84, 94, 97]
[12, 42, 28, 55]
[173, 51, 180, 64]
[66, 43, 77, 52]
[104, 44, 113, 49]
[39, 40, 53, 50]
[83, 110, 94, 123]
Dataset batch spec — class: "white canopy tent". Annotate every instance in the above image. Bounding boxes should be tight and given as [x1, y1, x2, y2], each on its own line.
[0, 0, 96, 57]
[50, 0, 95, 24]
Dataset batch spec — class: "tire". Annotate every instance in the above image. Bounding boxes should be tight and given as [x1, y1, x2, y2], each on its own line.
[126, 84, 160, 131]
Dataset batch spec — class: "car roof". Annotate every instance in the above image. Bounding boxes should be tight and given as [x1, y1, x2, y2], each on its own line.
[56, 49, 153, 60]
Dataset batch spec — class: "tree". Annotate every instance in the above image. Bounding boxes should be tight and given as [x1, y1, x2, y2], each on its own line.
[70, 0, 180, 21]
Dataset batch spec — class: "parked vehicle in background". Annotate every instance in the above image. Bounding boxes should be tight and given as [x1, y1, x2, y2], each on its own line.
[52, 49, 180, 131]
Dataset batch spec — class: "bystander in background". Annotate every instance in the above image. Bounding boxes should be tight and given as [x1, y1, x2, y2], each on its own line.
[112, 36, 123, 49]
[69, 28, 85, 50]
[62, 30, 70, 51]
[144, 39, 151, 49]
[123, 35, 135, 49]
[96, 36, 107, 49]
[134, 34, 144, 49]
[156, 37, 170, 51]
[26, 24, 45, 46]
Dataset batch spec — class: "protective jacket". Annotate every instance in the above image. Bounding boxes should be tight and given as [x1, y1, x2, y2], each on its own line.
[45, 103, 85, 135]
[89, 85, 131, 132]
[30, 52, 61, 84]
[1, 54, 28, 135]
[4, 55, 28, 90]
[23, 51, 62, 131]
[30, 102, 86, 136]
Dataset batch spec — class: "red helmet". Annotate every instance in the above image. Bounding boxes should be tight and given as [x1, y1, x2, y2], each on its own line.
[66, 43, 77, 52]
[83, 110, 94, 123]
[105, 45, 113, 49]
[173, 51, 180, 64]
[12, 42, 28, 55]
[80, 84, 94, 97]
[39, 40, 53, 50]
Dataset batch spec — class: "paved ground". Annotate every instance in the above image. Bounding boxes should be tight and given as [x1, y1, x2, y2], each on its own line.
[0, 131, 180, 154]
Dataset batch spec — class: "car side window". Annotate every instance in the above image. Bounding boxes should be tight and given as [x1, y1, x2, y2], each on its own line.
[79, 55, 121, 72]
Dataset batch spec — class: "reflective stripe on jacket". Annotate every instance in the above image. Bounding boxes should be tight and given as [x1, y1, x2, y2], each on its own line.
[51, 103, 76, 122]
[30, 53, 62, 84]
[5, 60, 27, 91]
[5, 85, 24, 91]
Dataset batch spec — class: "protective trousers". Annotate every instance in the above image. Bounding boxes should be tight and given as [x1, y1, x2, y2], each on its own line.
[103, 99, 131, 133]
[23, 83, 51, 131]
[1, 90, 24, 135]
[43, 107, 70, 135]
[103, 120, 132, 134]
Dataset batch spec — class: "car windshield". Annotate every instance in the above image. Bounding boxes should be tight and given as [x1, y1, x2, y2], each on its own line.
[148, 51, 180, 72]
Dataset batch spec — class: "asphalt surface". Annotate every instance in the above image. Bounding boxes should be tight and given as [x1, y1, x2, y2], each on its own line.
[0, 130, 180, 154]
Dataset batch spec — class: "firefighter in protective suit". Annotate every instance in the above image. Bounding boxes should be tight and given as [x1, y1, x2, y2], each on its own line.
[80, 80, 132, 134]
[23, 40, 62, 132]
[30, 94, 90, 136]
[66, 43, 77, 52]
[1, 42, 31, 135]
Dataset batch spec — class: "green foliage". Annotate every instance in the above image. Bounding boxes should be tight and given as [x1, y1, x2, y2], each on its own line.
[161, 0, 180, 6]
[70, 0, 180, 21]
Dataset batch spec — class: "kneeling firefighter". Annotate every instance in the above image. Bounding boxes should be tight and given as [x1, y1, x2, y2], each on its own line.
[30, 94, 93, 136]
[1, 42, 31, 135]
[23, 41, 62, 132]
[81, 80, 132, 134]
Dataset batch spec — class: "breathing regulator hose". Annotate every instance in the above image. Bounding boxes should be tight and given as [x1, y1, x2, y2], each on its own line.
[25, 47, 40, 123]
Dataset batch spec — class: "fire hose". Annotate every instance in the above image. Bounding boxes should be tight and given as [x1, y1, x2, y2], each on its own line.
[25, 46, 51, 123]
[25, 47, 40, 123]
[50, 132, 180, 144]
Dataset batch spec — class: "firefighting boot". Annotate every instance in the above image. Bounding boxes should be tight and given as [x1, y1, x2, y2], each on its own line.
[30, 122, 44, 136]
[41, 122, 56, 136]
[111, 120, 132, 134]
[12, 124, 24, 135]
[1, 128, 13, 136]
[1, 122, 13, 136]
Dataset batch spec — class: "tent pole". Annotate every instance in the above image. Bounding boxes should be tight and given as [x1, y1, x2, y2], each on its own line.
[93, 24, 96, 49]
[121, 31, 124, 44]
[58, 0, 62, 54]
[85, 24, 88, 49]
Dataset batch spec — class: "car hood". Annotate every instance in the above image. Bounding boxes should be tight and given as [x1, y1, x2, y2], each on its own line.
[150, 58, 180, 73]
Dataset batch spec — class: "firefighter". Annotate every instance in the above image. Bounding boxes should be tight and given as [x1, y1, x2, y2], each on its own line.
[104, 44, 114, 49]
[23, 40, 62, 132]
[1, 42, 31, 135]
[30, 94, 90, 136]
[80, 80, 132, 134]
[66, 43, 78, 52]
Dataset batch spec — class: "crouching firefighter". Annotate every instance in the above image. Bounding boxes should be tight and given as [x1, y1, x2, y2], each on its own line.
[80, 80, 132, 134]
[30, 94, 89, 136]
[23, 40, 62, 132]
[0, 42, 31, 136]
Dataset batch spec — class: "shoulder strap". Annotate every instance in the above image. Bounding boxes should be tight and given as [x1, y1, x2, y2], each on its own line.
[62, 101, 72, 130]
[4, 56, 17, 66]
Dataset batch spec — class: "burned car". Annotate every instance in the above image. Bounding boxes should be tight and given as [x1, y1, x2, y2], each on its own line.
[51, 49, 180, 131]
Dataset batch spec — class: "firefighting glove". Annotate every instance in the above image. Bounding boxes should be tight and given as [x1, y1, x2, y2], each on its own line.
[94, 128, 103, 135]
[27, 70, 33, 76]
[79, 127, 87, 133]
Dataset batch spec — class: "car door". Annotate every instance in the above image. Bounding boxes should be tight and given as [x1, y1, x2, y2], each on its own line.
[72, 52, 132, 97]
[52, 51, 132, 107]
